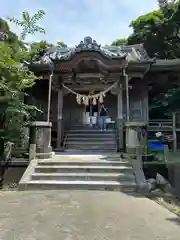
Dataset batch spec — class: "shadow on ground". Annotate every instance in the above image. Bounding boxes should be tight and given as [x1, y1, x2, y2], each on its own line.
[166, 217, 180, 226]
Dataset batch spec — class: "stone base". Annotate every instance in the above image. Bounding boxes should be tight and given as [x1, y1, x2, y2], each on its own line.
[30, 121, 53, 159]
[36, 152, 55, 159]
[36, 146, 52, 154]
[125, 121, 148, 155]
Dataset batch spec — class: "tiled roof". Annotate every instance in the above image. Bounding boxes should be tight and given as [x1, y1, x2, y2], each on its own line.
[34, 36, 151, 65]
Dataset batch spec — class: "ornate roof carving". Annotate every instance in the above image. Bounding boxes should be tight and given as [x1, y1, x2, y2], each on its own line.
[75, 36, 101, 51]
[34, 36, 151, 65]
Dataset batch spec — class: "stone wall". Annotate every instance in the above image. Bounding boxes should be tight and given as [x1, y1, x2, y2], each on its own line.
[168, 163, 180, 195]
[2, 167, 26, 189]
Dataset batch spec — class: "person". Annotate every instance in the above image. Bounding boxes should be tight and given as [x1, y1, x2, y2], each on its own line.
[99, 104, 107, 131]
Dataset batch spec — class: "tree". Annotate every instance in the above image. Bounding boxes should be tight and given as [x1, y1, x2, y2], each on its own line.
[7, 10, 45, 40]
[127, 2, 180, 58]
[111, 38, 127, 46]
[158, 0, 177, 9]
[112, 1, 180, 58]
[0, 11, 46, 147]
[0, 18, 18, 43]
[57, 41, 67, 47]
[0, 45, 36, 139]
[111, 1, 180, 115]
[126, 1, 180, 115]
[29, 41, 54, 61]
[149, 83, 180, 117]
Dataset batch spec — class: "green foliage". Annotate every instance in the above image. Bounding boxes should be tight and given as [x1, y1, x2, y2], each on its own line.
[0, 18, 18, 43]
[3, 96, 40, 146]
[28, 41, 53, 61]
[28, 41, 67, 61]
[7, 10, 46, 40]
[127, 1, 180, 58]
[0, 41, 39, 141]
[111, 38, 127, 46]
[150, 84, 180, 116]
[57, 41, 67, 47]
[110, 1, 180, 115]
[0, 44, 35, 91]
[0, 10, 46, 146]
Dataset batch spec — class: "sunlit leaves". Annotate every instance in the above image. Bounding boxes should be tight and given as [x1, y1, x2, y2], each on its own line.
[7, 10, 45, 40]
[57, 41, 67, 47]
[111, 38, 128, 46]
[0, 10, 46, 140]
[126, 2, 180, 58]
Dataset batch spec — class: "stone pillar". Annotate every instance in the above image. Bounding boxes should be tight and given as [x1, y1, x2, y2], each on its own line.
[30, 121, 52, 159]
[57, 88, 63, 149]
[117, 82, 124, 151]
[125, 122, 148, 155]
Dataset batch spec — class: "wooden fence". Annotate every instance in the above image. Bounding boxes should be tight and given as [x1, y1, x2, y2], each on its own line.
[148, 113, 177, 151]
[148, 119, 173, 132]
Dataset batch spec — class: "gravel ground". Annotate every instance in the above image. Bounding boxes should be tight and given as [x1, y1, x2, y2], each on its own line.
[148, 188, 180, 217]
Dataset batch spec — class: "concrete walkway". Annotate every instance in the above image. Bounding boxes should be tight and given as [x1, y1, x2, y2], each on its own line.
[0, 191, 180, 240]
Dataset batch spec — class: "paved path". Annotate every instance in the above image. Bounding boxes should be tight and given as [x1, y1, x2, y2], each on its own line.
[0, 190, 180, 240]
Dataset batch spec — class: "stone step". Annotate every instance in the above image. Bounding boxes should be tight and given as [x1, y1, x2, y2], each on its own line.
[66, 138, 116, 141]
[67, 133, 115, 138]
[64, 149, 117, 153]
[35, 165, 133, 174]
[70, 125, 110, 129]
[65, 148, 117, 152]
[19, 180, 137, 192]
[65, 144, 116, 149]
[38, 160, 129, 166]
[31, 172, 135, 181]
[66, 130, 115, 136]
[68, 129, 114, 133]
[68, 128, 115, 133]
[65, 142, 116, 146]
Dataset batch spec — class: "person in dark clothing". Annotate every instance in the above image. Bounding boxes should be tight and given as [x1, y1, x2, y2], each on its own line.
[99, 104, 107, 131]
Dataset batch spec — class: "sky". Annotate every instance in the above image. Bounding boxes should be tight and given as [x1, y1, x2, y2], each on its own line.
[0, 0, 159, 46]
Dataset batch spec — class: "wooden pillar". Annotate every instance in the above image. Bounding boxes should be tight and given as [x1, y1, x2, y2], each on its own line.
[172, 112, 177, 152]
[47, 72, 53, 122]
[125, 73, 130, 122]
[117, 82, 124, 151]
[57, 87, 63, 149]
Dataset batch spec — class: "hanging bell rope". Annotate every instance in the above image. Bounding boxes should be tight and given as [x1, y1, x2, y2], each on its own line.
[62, 81, 118, 106]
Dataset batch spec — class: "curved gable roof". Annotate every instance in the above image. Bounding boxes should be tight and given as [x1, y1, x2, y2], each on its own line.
[34, 36, 151, 66]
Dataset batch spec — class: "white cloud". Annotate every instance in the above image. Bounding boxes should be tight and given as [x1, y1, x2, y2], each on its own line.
[0, 0, 159, 46]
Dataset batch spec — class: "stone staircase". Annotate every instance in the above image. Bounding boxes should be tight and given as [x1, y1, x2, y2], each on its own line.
[19, 154, 137, 192]
[64, 126, 117, 152]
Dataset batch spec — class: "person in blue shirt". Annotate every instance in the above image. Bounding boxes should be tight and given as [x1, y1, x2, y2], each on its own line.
[99, 104, 107, 131]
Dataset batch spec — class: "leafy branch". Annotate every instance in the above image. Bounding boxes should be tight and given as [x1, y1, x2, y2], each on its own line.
[0, 10, 46, 147]
[7, 10, 45, 40]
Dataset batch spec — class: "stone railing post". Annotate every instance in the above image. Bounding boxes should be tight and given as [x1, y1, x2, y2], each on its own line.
[30, 121, 53, 159]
